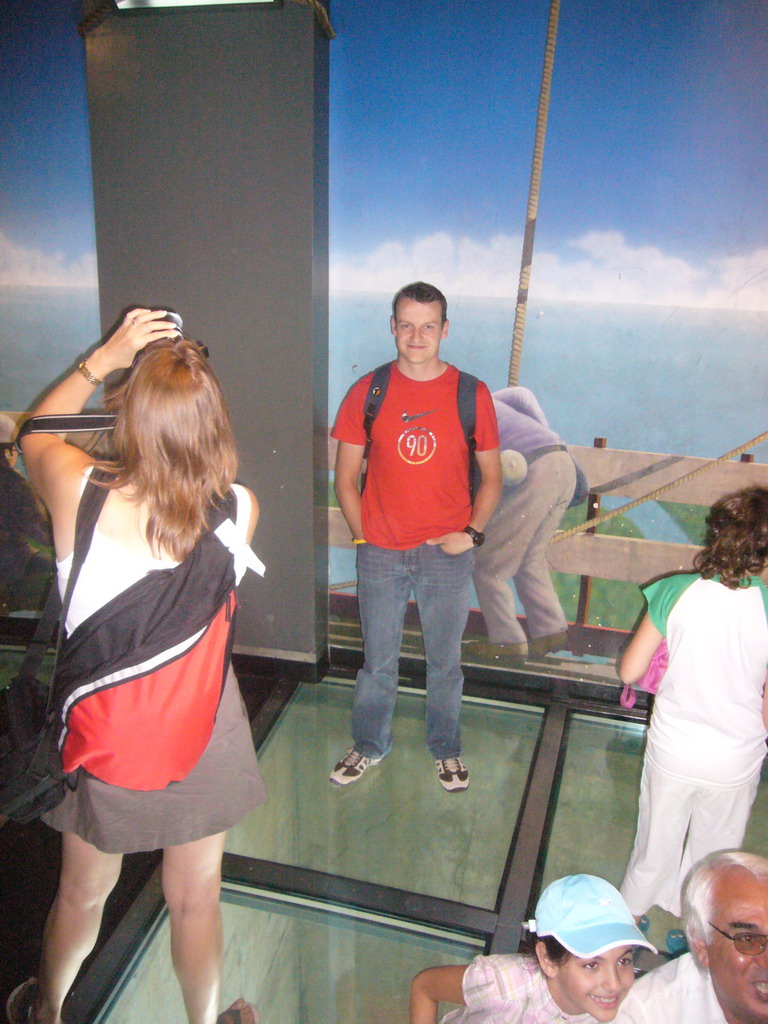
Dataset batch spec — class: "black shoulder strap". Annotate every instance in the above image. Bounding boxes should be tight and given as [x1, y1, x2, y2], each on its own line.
[362, 362, 393, 462]
[360, 363, 481, 501]
[15, 414, 115, 453]
[37, 472, 108, 705]
[206, 488, 238, 533]
[457, 371, 479, 502]
[6, 580, 62, 745]
[6, 469, 109, 743]
[74, 470, 112, 562]
[10, 471, 108, 687]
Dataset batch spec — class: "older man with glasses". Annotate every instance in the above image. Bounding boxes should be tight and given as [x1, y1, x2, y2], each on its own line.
[616, 850, 768, 1024]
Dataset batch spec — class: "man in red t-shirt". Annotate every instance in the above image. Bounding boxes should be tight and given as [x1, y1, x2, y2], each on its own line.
[330, 282, 501, 791]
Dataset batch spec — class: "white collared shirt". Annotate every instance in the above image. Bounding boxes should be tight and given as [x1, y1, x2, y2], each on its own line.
[615, 953, 726, 1024]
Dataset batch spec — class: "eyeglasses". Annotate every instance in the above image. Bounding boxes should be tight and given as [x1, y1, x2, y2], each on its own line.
[710, 922, 768, 955]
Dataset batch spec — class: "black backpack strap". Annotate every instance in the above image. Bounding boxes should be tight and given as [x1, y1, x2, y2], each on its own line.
[206, 488, 238, 532]
[457, 371, 479, 502]
[359, 364, 480, 501]
[73, 470, 112, 567]
[360, 362, 393, 493]
[13, 583, 61, 689]
[18, 470, 110, 689]
[6, 581, 62, 746]
[54, 471, 111, 665]
[362, 362, 393, 462]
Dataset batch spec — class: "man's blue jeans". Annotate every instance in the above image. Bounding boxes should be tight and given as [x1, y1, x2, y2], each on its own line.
[352, 541, 474, 760]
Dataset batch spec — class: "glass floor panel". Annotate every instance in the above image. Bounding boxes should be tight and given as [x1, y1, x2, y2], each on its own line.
[227, 680, 543, 907]
[744, 757, 768, 851]
[541, 713, 768, 949]
[99, 887, 481, 1024]
[541, 714, 646, 891]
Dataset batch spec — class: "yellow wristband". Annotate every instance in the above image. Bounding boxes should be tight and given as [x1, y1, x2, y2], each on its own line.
[353, 538, 367, 545]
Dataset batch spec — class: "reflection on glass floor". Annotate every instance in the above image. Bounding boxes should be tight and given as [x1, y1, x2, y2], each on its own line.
[541, 713, 768, 951]
[542, 714, 645, 890]
[98, 887, 481, 1024]
[0, 646, 52, 689]
[70, 675, 768, 1021]
[541, 712, 679, 950]
[227, 680, 543, 907]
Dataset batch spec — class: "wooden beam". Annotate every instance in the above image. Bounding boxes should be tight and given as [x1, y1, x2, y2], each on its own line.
[546, 533, 699, 583]
[569, 445, 768, 504]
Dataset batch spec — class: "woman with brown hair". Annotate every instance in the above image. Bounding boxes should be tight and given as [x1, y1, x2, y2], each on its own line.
[9, 309, 264, 1024]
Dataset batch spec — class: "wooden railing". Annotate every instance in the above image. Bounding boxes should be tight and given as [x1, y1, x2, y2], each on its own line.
[548, 443, 768, 583]
[329, 437, 768, 584]
[328, 437, 768, 658]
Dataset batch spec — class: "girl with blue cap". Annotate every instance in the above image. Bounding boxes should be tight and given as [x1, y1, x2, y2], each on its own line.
[410, 874, 655, 1023]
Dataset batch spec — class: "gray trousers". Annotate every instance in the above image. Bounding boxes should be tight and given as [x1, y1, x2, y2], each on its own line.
[473, 450, 575, 644]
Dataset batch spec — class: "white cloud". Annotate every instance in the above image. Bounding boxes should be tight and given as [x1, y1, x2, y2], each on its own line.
[0, 231, 98, 288]
[4, 222, 766, 310]
[330, 230, 768, 311]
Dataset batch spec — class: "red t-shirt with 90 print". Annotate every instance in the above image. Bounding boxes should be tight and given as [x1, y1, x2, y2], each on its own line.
[332, 362, 499, 550]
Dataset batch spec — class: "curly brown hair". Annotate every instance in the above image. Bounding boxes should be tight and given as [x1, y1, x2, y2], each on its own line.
[694, 486, 768, 589]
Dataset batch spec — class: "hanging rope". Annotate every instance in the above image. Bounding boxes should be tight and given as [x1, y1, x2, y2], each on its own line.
[78, 0, 117, 37]
[551, 429, 768, 543]
[508, 0, 561, 387]
[330, 579, 357, 592]
[289, 0, 335, 38]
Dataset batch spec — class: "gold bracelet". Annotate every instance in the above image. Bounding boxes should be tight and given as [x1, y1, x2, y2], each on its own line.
[78, 359, 103, 387]
[353, 538, 367, 545]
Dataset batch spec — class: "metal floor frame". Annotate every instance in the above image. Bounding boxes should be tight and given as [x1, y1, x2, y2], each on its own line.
[65, 654, 648, 1023]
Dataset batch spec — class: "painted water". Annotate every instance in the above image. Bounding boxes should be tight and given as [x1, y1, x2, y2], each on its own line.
[331, 292, 767, 461]
[2, 285, 766, 618]
[3, 286, 763, 462]
[0, 286, 101, 412]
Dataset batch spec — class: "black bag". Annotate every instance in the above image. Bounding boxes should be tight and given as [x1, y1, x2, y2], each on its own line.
[0, 705, 69, 824]
[360, 362, 480, 499]
[0, 585, 72, 823]
[0, 479, 106, 823]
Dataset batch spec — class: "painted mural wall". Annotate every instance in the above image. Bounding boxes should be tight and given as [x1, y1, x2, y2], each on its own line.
[325, 0, 768, 665]
[2, 0, 766, 670]
[1, 1, 98, 615]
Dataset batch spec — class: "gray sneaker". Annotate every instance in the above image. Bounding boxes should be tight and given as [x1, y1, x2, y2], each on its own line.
[435, 757, 469, 792]
[329, 749, 383, 786]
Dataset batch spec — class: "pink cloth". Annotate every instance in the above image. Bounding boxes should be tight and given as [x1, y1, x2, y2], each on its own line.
[620, 640, 668, 709]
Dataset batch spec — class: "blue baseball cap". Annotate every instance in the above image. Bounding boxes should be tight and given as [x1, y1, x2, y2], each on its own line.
[528, 875, 656, 957]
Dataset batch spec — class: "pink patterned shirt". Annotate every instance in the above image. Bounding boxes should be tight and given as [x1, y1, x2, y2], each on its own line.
[441, 955, 595, 1024]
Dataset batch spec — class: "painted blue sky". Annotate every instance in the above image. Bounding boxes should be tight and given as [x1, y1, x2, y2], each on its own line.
[329, 0, 768, 308]
[2, 0, 767, 307]
[0, 1, 96, 279]
[329, 0, 767, 255]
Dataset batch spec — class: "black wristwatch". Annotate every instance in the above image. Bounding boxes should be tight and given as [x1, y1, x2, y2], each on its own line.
[463, 526, 485, 547]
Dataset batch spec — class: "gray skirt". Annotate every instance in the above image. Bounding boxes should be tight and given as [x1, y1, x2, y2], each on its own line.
[43, 667, 267, 853]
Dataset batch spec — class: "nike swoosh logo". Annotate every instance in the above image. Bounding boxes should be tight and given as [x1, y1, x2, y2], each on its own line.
[401, 410, 434, 422]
